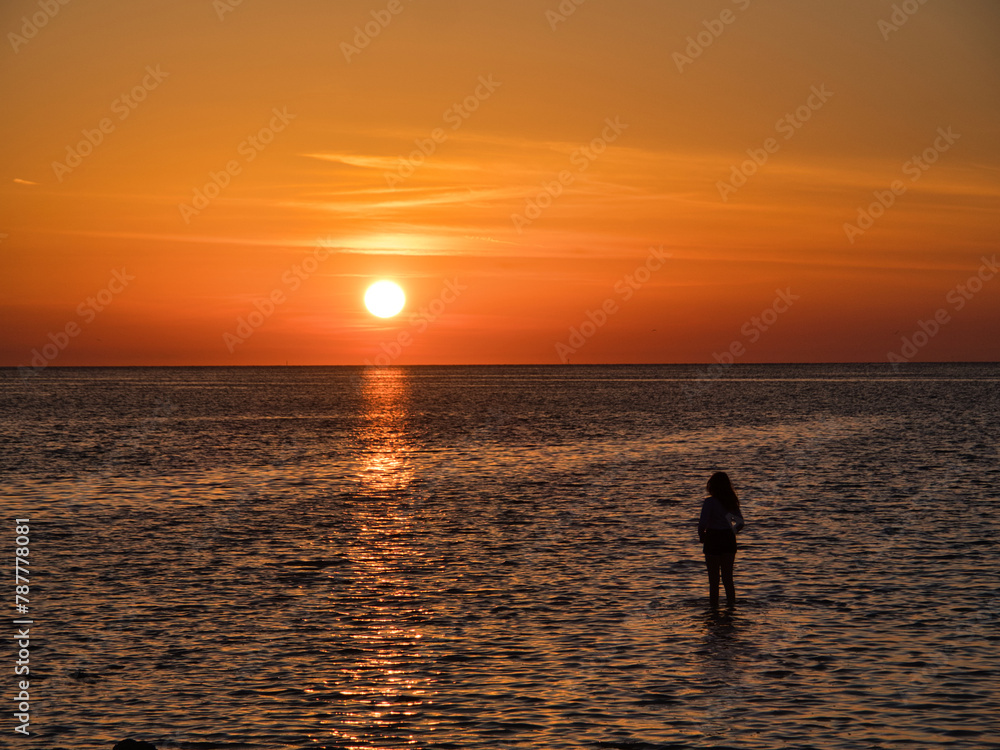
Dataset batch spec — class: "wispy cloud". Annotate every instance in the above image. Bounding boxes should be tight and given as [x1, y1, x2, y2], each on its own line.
[303, 153, 401, 170]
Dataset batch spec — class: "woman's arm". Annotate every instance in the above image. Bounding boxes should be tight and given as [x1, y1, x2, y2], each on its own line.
[698, 500, 709, 542]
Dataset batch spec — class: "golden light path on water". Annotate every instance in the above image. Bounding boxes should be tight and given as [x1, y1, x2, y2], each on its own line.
[329, 368, 429, 748]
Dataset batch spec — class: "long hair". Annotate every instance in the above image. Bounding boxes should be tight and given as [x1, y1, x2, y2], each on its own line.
[707, 471, 742, 515]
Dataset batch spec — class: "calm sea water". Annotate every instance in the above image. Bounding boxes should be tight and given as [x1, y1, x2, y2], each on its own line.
[2, 364, 999, 750]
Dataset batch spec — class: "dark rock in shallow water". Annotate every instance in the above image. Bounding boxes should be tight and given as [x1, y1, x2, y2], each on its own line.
[113, 740, 158, 750]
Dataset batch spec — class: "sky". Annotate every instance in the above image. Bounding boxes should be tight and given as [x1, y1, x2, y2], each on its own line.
[1, 0, 999, 366]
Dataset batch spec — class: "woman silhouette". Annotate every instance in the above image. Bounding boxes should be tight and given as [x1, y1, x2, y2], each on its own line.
[698, 471, 745, 607]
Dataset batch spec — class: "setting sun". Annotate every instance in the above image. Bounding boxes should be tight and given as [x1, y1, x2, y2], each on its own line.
[364, 281, 406, 319]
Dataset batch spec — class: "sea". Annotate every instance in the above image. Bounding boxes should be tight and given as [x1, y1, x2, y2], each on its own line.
[2, 364, 998, 750]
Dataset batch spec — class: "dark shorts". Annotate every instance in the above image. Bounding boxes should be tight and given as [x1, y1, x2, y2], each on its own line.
[703, 528, 737, 557]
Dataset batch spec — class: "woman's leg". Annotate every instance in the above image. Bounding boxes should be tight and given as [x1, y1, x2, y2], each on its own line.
[704, 554, 721, 605]
[720, 553, 736, 605]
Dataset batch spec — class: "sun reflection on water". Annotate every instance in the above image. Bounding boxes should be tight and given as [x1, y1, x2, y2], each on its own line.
[356, 367, 415, 495]
[328, 367, 435, 748]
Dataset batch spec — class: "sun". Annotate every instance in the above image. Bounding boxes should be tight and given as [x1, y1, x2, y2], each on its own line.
[364, 280, 406, 318]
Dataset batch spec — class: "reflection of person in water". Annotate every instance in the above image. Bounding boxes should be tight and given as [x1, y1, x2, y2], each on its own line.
[698, 471, 745, 608]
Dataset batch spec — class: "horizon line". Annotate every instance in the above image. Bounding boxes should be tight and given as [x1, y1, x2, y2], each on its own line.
[3, 361, 999, 370]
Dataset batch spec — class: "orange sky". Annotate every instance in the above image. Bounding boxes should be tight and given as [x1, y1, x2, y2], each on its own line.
[2, 0, 999, 366]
